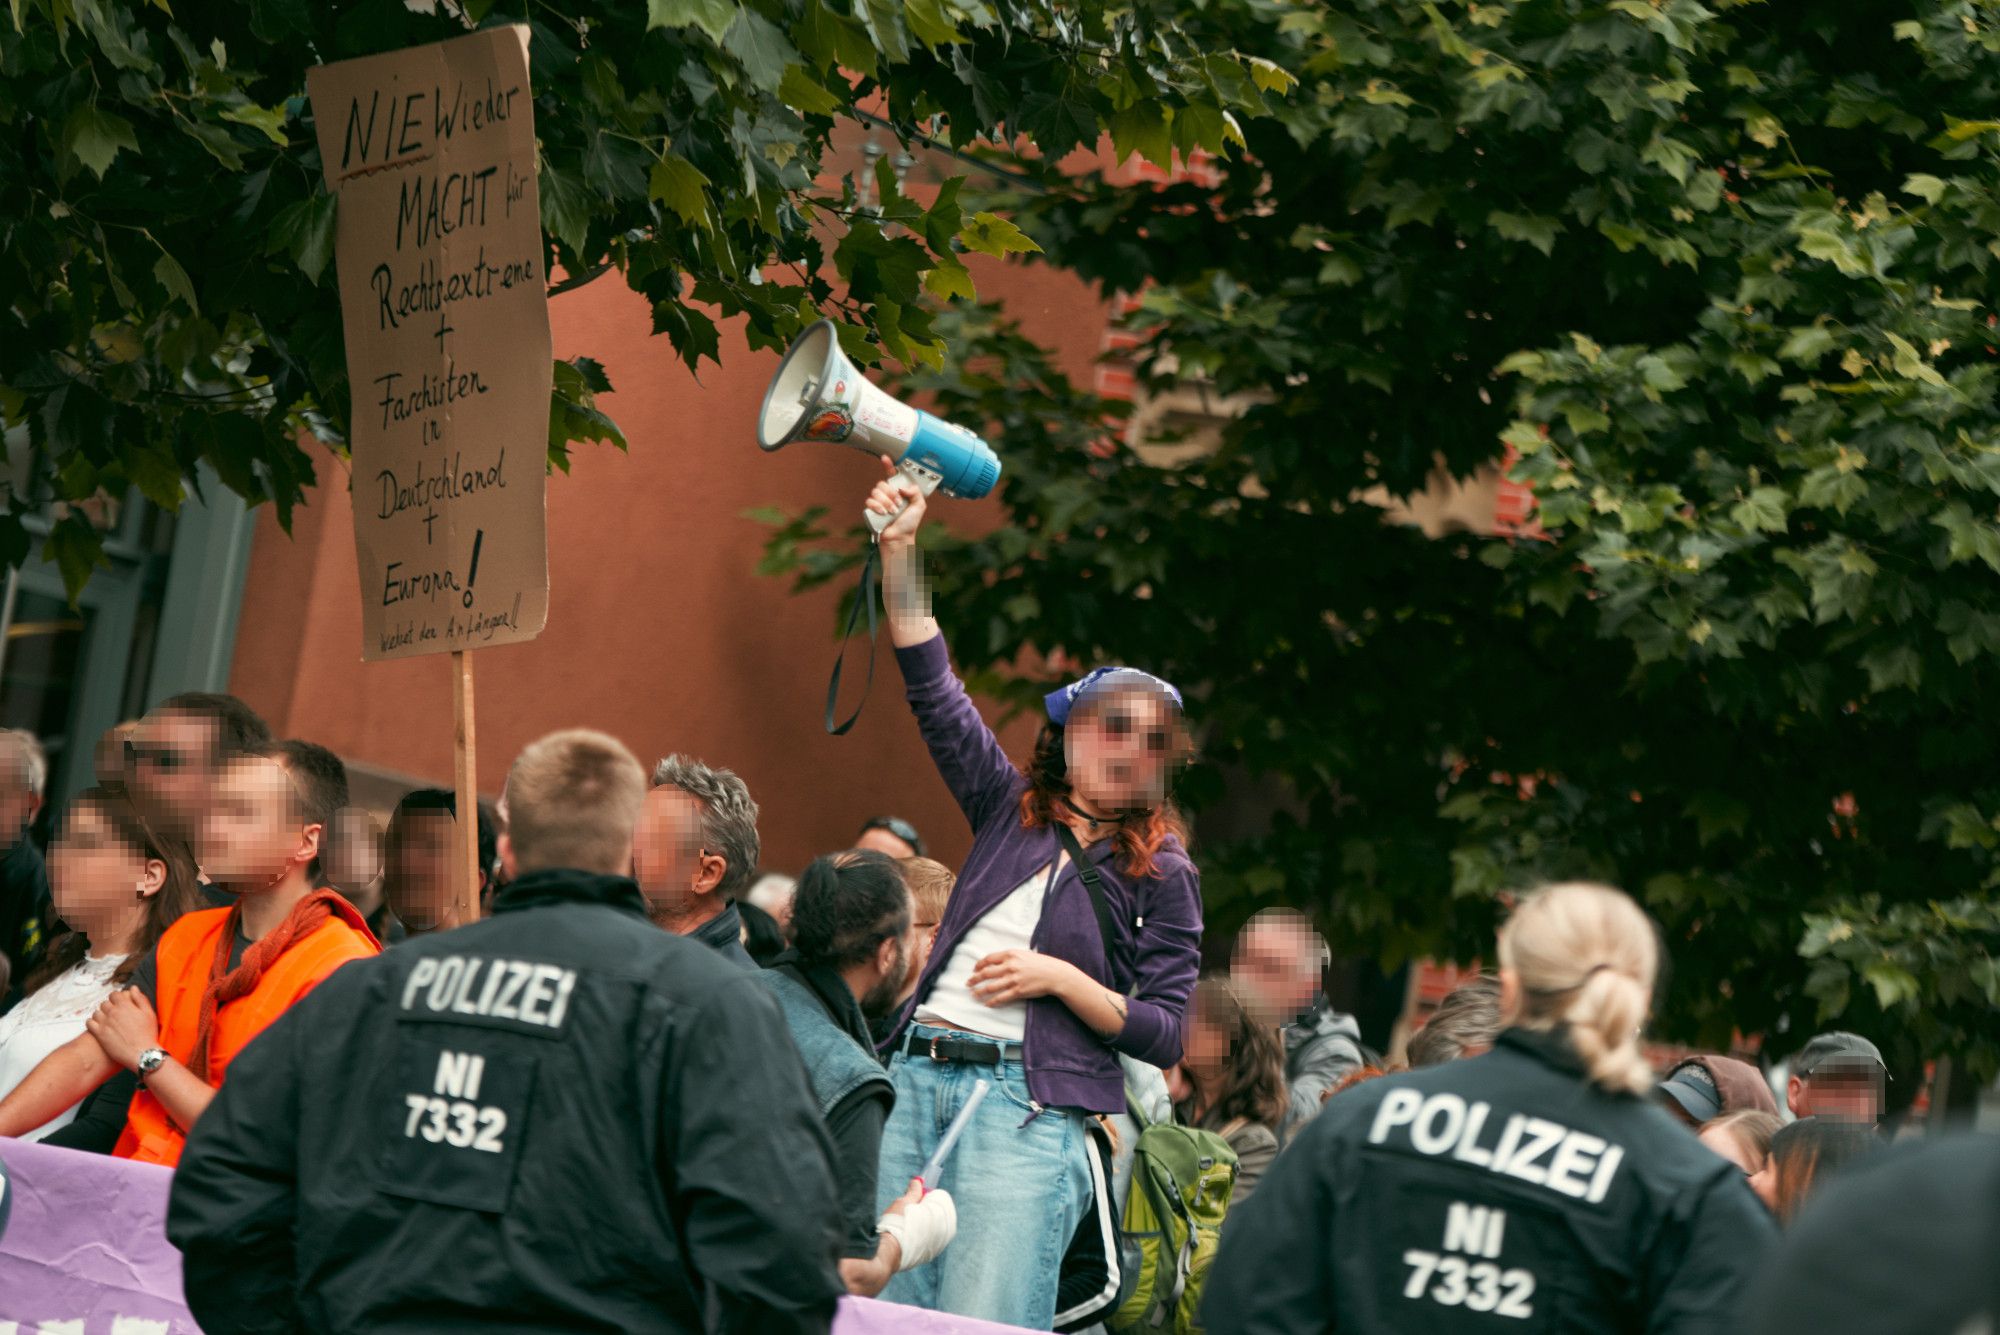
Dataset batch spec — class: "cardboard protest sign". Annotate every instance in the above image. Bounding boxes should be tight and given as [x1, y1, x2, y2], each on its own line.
[308, 26, 550, 662]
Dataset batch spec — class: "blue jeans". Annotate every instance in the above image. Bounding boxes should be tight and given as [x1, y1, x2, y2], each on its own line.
[877, 1025, 1092, 1330]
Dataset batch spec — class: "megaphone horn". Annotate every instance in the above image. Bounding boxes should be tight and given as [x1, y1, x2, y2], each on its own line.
[758, 320, 1002, 534]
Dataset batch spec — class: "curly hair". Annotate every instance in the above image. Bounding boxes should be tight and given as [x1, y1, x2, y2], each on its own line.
[1016, 720, 1188, 879]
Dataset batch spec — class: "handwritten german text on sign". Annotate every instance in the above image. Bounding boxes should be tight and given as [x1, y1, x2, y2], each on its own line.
[307, 27, 550, 662]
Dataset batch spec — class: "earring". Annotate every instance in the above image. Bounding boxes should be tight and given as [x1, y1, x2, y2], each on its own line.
[136, 882, 149, 900]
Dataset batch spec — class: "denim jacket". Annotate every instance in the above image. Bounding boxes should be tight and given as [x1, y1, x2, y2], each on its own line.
[885, 633, 1203, 1114]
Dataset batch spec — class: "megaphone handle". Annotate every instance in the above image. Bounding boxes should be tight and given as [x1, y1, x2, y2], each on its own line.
[866, 459, 945, 535]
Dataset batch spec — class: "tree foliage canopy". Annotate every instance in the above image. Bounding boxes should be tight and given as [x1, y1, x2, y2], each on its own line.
[0, 0, 1276, 594]
[764, 0, 2000, 1080]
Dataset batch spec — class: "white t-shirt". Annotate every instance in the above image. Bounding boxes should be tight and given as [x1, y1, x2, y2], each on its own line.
[0, 952, 128, 1141]
[916, 858, 1065, 1042]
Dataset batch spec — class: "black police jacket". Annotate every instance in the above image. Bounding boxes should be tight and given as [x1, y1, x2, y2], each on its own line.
[1204, 1027, 1776, 1334]
[167, 868, 847, 1334]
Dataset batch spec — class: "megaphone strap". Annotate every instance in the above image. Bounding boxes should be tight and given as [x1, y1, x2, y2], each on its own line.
[824, 542, 881, 736]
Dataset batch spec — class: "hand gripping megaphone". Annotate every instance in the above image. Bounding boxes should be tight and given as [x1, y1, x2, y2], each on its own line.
[758, 321, 1001, 534]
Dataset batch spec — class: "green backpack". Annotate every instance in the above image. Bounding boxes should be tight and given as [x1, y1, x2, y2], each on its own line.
[1108, 1096, 1240, 1335]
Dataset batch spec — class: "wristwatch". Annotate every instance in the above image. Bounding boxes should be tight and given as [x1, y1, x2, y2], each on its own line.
[135, 1047, 169, 1079]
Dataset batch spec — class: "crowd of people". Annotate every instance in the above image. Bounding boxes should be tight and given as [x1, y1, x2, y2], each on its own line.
[0, 467, 1988, 1334]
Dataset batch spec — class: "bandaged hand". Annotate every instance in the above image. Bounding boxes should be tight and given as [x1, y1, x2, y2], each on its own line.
[878, 1186, 957, 1271]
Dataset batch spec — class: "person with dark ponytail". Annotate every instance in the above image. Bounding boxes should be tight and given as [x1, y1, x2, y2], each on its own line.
[865, 463, 1204, 1328]
[759, 850, 957, 1297]
[0, 788, 201, 1139]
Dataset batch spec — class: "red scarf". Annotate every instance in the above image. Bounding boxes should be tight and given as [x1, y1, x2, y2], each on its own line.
[187, 889, 340, 1084]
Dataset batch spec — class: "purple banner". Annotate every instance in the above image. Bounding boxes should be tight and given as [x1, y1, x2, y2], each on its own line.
[0, 1139, 1028, 1334]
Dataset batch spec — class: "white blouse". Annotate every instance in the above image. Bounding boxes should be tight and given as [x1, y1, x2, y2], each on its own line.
[916, 858, 1064, 1042]
[0, 952, 128, 1141]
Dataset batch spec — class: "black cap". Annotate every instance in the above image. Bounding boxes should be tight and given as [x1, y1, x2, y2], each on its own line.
[1796, 1032, 1889, 1080]
[1656, 1060, 1725, 1122]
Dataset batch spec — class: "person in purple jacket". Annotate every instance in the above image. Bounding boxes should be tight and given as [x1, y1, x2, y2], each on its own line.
[862, 459, 1205, 1329]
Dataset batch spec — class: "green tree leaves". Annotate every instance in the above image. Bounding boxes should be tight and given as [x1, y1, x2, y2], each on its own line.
[958, 212, 1041, 259]
[3, 0, 1275, 603]
[61, 104, 139, 178]
[266, 193, 338, 284]
[753, 0, 2000, 1079]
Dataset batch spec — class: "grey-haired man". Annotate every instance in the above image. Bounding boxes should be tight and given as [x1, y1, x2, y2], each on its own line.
[0, 728, 50, 1003]
[633, 753, 761, 969]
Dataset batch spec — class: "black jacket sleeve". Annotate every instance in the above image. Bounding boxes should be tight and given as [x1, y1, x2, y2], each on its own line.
[165, 982, 316, 1334]
[1202, 1115, 1340, 1335]
[824, 1084, 893, 1259]
[42, 1068, 137, 1152]
[660, 972, 846, 1335]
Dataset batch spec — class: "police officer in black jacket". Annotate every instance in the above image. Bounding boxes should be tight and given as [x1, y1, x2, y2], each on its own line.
[1206, 882, 1775, 1335]
[167, 730, 847, 1334]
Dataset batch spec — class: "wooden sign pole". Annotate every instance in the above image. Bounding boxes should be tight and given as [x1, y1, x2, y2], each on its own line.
[452, 649, 482, 925]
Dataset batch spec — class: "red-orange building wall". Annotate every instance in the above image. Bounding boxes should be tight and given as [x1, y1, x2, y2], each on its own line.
[228, 256, 1110, 876]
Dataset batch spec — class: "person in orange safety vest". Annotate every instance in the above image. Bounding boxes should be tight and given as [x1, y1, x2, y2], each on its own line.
[0, 740, 376, 1164]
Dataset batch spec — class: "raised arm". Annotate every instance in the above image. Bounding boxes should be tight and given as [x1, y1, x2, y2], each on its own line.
[867, 459, 1022, 830]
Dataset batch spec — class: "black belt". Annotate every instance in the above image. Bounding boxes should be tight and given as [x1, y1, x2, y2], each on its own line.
[912, 1031, 1023, 1065]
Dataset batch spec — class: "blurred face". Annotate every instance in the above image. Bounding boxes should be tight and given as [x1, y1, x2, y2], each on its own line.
[896, 896, 941, 1004]
[203, 757, 311, 891]
[632, 788, 723, 924]
[1232, 925, 1324, 1024]
[325, 809, 383, 891]
[1183, 1006, 1232, 1081]
[385, 808, 459, 932]
[1065, 688, 1180, 812]
[51, 802, 158, 930]
[1792, 1068, 1882, 1124]
[855, 826, 918, 859]
[128, 711, 222, 843]
[0, 772, 33, 855]
[1699, 1123, 1764, 1177]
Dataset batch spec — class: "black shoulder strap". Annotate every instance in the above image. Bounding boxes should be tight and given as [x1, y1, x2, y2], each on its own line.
[1054, 820, 1121, 957]
[823, 544, 880, 736]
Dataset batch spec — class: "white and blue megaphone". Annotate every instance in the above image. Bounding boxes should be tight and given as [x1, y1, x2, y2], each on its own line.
[758, 320, 1001, 534]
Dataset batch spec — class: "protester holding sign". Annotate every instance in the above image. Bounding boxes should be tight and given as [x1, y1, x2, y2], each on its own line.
[167, 729, 848, 1333]
[0, 741, 378, 1164]
[1205, 882, 1775, 1334]
[864, 461, 1204, 1329]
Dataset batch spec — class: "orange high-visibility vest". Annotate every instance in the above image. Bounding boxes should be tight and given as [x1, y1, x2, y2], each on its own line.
[114, 899, 378, 1166]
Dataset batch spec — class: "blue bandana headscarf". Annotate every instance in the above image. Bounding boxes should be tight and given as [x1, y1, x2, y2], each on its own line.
[1043, 666, 1184, 727]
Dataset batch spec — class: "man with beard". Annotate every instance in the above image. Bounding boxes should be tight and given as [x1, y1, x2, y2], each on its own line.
[761, 849, 958, 1297]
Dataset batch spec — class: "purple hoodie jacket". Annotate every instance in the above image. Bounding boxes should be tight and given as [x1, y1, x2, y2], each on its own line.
[885, 633, 1204, 1114]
